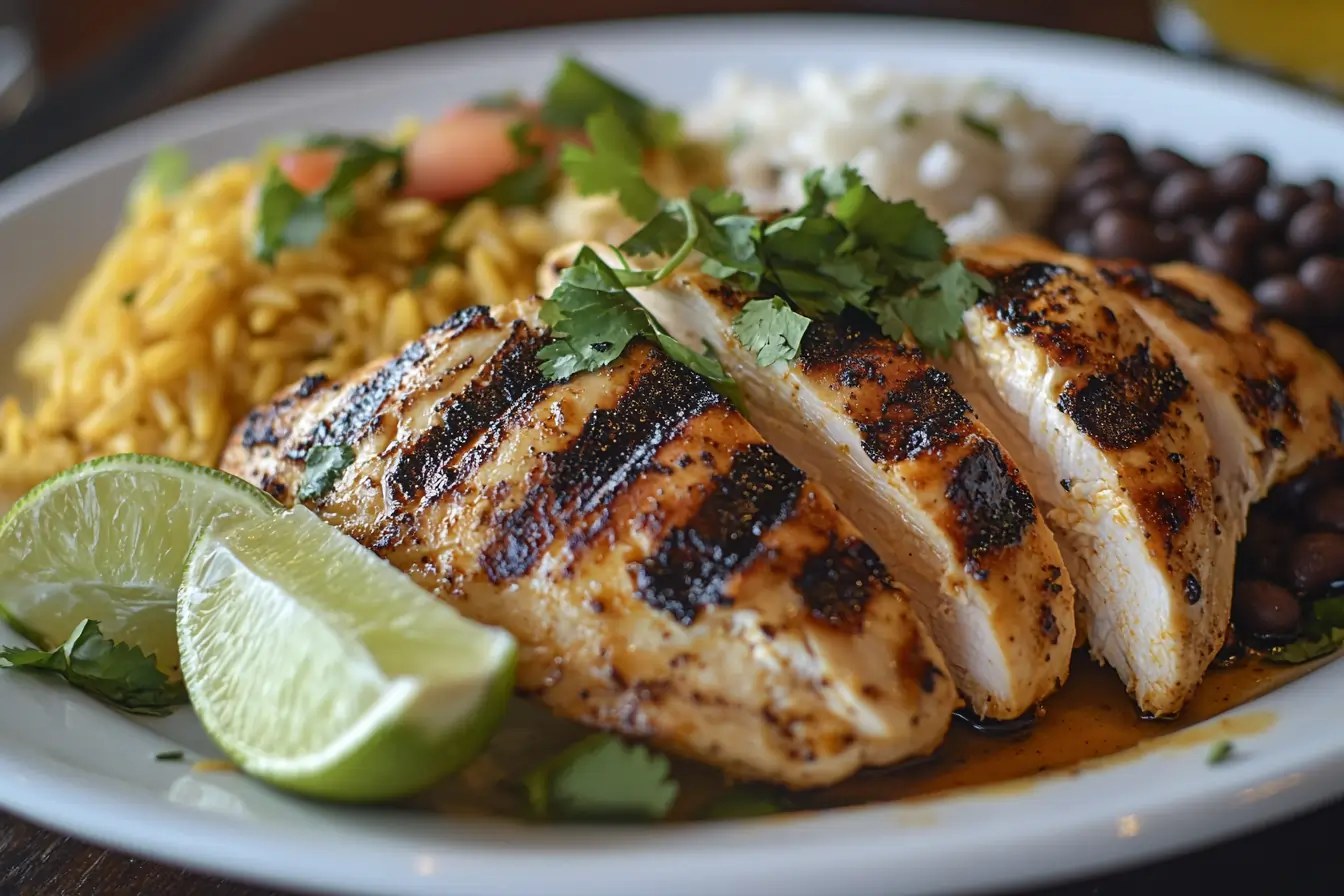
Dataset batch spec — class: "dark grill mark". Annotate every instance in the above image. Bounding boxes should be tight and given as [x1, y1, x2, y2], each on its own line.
[294, 373, 329, 398]
[857, 368, 972, 462]
[291, 306, 494, 459]
[798, 315, 973, 462]
[981, 262, 1094, 366]
[920, 663, 943, 695]
[240, 406, 285, 448]
[1131, 481, 1200, 555]
[636, 443, 806, 625]
[1184, 573, 1202, 605]
[386, 323, 548, 503]
[793, 536, 888, 632]
[480, 356, 726, 582]
[1237, 374, 1298, 434]
[1041, 603, 1059, 643]
[1057, 343, 1189, 450]
[944, 438, 1036, 576]
[1266, 428, 1287, 450]
[1099, 266, 1219, 331]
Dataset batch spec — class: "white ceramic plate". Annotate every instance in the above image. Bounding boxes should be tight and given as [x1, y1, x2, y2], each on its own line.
[3, 15, 1344, 896]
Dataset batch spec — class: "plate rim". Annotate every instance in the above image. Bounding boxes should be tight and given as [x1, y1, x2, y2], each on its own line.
[3, 13, 1344, 896]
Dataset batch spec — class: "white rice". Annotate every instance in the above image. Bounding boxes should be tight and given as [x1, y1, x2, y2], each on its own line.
[688, 68, 1091, 243]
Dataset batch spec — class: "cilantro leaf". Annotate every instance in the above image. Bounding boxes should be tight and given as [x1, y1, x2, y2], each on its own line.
[480, 120, 551, 208]
[559, 109, 661, 220]
[541, 57, 680, 149]
[156, 750, 186, 761]
[253, 135, 404, 265]
[1207, 740, 1234, 765]
[703, 788, 784, 819]
[121, 288, 138, 306]
[960, 113, 1003, 145]
[1267, 627, 1344, 664]
[0, 620, 187, 715]
[733, 298, 812, 366]
[297, 444, 356, 501]
[128, 146, 191, 208]
[832, 185, 948, 264]
[538, 248, 739, 405]
[523, 733, 679, 821]
[473, 90, 524, 110]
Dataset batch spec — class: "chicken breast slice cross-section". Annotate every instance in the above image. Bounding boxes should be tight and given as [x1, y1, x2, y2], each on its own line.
[541, 248, 1077, 721]
[219, 300, 955, 789]
[949, 238, 1220, 717]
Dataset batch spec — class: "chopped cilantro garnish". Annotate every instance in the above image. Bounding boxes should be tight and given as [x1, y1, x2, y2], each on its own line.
[523, 733, 679, 821]
[479, 120, 551, 208]
[703, 788, 783, 819]
[733, 298, 811, 367]
[0, 620, 187, 716]
[541, 57, 680, 150]
[121, 288, 138, 306]
[1207, 740, 1234, 765]
[560, 108, 662, 219]
[959, 113, 1002, 145]
[155, 750, 186, 762]
[253, 135, 404, 265]
[1268, 596, 1344, 664]
[538, 247, 740, 406]
[128, 146, 191, 208]
[297, 444, 356, 502]
[553, 110, 991, 375]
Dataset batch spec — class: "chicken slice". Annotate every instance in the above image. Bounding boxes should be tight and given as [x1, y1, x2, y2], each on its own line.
[949, 238, 1220, 717]
[219, 301, 954, 789]
[539, 251, 1076, 721]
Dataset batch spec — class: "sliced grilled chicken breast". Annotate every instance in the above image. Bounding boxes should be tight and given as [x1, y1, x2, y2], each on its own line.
[539, 251, 1076, 721]
[219, 301, 954, 788]
[950, 238, 1220, 717]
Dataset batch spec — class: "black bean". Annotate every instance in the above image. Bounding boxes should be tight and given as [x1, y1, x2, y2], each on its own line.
[1211, 153, 1270, 204]
[1079, 185, 1135, 218]
[1233, 580, 1301, 637]
[1212, 207, 1264, 248]
[1121, 179, 1154, 209]
[1306, 177, 1338, 202]
[1255, 184, 1310, 230]
[1091, 209, 1162, 260]
[1254, 275, 1314, 319]
[1081, 131, 1134, 162]
[1138, 147, 1194, 180]
[1151, 169, 1220, 219]
[1287, 532, 1344, 595]
[1254, 244, 1298, 279]
[1268, 459, 1344, 510]
[1067, 156, 1133, 197]
[1238, 511, 1293, 581]
[1192, 231, 1248, 281]
[1307, 486, 1344, 533]
[1154, 223, 1190, 260]
[1298, 255, 1344, 306]
[1287, 200, 1342, 256]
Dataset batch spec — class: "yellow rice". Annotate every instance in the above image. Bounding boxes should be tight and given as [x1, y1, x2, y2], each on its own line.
[0, 137, 721, 505]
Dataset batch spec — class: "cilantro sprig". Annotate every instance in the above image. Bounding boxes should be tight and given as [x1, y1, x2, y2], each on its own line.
[551, 111, 990, 377]
[541, 57, 681, 150]
[1268, 595, 1344, 664]
[522, 733, 680, 821]
[0, 619, 187, 716]
[297, 444, 356, 502]
[254, 135, 405, 265]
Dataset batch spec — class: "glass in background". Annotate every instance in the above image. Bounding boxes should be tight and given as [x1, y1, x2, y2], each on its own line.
[1155, 0, 1344, 93]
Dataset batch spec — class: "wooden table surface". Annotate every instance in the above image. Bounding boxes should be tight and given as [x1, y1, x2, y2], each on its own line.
[5, 1, 1340, 893]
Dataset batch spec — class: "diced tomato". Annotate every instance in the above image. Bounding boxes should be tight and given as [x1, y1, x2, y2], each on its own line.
[278, 149, 339, 194]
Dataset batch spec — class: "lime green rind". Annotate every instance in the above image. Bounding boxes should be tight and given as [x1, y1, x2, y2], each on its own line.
[177, 506, 516, 803]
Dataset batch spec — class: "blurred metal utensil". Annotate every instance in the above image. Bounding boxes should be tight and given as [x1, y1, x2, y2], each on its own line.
[0, 0, 303, 185]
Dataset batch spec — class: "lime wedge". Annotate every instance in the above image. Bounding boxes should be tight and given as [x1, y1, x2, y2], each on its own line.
[0, 455, 278, 673]
[177, 505, 516, 802]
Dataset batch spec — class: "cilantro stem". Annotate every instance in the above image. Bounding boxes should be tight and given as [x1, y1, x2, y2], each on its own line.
[614, 199, 700, 288]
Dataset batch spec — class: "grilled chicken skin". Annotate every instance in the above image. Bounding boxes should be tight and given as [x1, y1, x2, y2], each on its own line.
[219, 301, 954, 788]
[540, 250, 1076, 721]
[949, 239, 1220, 717]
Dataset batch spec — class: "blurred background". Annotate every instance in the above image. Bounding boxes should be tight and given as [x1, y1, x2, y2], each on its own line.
[6, 0, 1338, 184]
